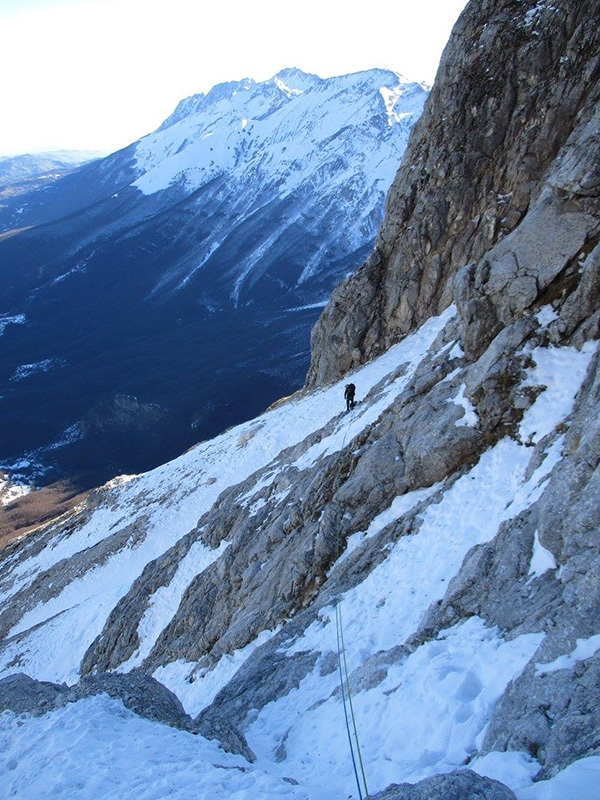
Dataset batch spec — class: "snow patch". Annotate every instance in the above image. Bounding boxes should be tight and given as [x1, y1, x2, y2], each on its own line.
[380, 85, 404, 126]
[535, 305, 559, 328]
[473, 751, 600, 799]
[517, 756, 600, 800]
[0, 693, 310, 800]
[248, 617, 543, 794]
[284, 300, 329, 312]
[0, 475, 31, 506]
[118, 540, 230, 671]
[10, 358, 66, 381]
[472, 750, 541, 792]
[449, 340, 464, 359]
[154, 628, 278, 716]
[340, 483, 441, 562]
[274, 76, 303, 97]
[0, 313, 26, 335]
[535, 634, 600, 676]
[528, 530, 557, 579]
[449, 383, 478, 427]
[523, 2, 558, 29]
[519, 342, 597, 444]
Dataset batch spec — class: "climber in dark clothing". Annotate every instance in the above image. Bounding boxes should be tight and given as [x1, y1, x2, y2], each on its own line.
[344, 383, 356, 411]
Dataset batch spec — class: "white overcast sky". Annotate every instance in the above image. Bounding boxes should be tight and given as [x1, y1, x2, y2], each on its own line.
[0, 0, 469, 157]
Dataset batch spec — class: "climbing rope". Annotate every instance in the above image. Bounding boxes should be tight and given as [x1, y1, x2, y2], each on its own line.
[333, 423, 370, 800]
[335, 594, 370, 799]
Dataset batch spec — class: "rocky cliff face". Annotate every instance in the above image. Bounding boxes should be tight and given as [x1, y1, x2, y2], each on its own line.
[307, 0, 599, 384]
[0, 1, 599, 798]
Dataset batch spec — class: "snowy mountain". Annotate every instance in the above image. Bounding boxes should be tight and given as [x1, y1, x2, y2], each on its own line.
[0, 150, 102, 191]
[1, 0, 599, 798]
[0, 68, 426, 493]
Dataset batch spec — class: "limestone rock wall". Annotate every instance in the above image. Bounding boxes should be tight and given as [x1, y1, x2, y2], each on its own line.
[307, 0, 599, 385]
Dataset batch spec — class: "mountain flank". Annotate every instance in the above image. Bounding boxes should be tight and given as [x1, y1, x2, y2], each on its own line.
[0, 1, 598, 798]
[308, 0, 599, 384]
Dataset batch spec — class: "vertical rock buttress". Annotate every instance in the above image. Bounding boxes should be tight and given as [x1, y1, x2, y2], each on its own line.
[306, 0, 600, 386]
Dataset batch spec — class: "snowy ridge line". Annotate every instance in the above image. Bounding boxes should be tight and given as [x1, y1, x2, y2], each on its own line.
[132, 69, 426, 198]
[236, 306, 457, 508]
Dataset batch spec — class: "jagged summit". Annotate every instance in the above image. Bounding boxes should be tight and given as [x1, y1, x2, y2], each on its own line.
[158, 76, 267, 131]
[134, 67, 424, 198]
[272, 67, 321, 94]
[158, 68, 401, 134]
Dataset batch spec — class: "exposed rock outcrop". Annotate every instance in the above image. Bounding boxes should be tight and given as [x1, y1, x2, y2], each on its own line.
[307, 0, 599, 384]
[0, 671, 255, 762]
[73, 671, 194, 731]
[370, 769, 517, 800]
[0, 673, 69, 716]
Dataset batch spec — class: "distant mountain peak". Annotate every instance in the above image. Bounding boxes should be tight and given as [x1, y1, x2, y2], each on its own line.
[272, 68, 322, 95]
[0, 151, 103, 192]
[135, 68, 428, 199]
[0, 66, 427, 489]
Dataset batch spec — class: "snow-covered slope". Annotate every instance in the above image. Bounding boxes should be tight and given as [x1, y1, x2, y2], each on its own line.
[135, 71, 418, 194]
[1, 694, 599, 800]
[131, 68, 425, 303]
[0, 310, 456, 684]
[0, 302, 598, 799]
[0, 69, 427, 490]
[135, 67, 421, 198]
[128, 68, 424, 303]
[1, 1, 599, 797]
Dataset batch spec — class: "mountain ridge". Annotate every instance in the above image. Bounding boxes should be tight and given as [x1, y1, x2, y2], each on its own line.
[0, 67, 427, 490]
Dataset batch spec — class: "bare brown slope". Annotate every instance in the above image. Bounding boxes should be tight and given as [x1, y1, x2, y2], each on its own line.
[0, 483, 89, 550]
